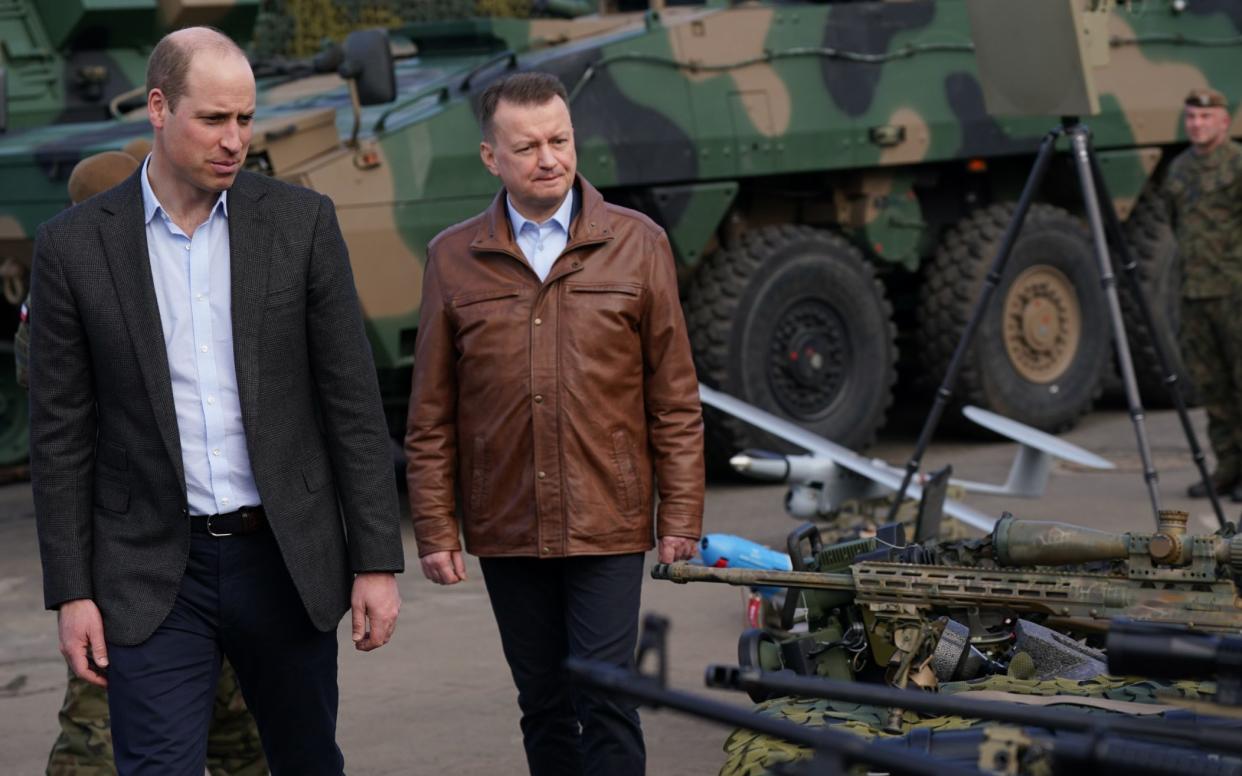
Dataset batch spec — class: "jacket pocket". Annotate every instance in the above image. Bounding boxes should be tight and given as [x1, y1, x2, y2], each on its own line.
[303, 454, 331, 492]
[452, 288, 522, 308]
[610, 429, 640, 515]
[469, 435, 489, 516]
[94, 478, 129, 513]
[566, 282, 641, 297]
[565, 283, 643, 336]
[96, 440, 127, 472]
[265, 284, 302, 308]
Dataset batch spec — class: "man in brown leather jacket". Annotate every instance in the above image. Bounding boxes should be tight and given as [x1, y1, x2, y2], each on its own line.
[405, 72, 704, 776]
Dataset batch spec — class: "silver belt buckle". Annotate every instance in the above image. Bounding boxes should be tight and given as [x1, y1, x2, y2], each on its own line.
[207, 514, 234, 538]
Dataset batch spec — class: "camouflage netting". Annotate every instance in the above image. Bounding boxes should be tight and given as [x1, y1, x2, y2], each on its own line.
[719, 675, 1219, 776]
[252, 0, 531, 59]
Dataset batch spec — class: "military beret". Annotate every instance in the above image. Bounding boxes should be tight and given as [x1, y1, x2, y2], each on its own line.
[67, 151, 140, 205]
[1185, 87, 1227, 109]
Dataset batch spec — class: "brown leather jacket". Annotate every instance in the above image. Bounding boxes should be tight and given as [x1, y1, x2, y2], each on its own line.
[405, 176, 704, 558]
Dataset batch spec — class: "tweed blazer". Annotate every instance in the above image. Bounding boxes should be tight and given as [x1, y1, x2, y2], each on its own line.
[29, 169, 404, 646]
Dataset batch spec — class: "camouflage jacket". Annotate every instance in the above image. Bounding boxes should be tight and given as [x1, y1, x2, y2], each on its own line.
[1163, 141, 1242, 299]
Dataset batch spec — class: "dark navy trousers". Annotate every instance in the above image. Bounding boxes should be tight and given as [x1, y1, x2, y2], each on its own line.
[480, 553, 646, 776]
[105, 527, 344, 776]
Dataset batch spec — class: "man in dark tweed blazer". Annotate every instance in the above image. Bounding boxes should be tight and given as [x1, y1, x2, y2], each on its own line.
[28, 27, 404, 775]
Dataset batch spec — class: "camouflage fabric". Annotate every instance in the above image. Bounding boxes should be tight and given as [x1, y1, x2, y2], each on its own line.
[718, 675, 1217, 776]
[46, 661, 267, 776]
[1163, 141, 1242, 300]
[1178, 294, 1242, 483]
[253, 0, 500, 58]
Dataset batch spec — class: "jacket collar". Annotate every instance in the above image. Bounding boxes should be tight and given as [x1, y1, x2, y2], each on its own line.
[470, 174, 613, 259]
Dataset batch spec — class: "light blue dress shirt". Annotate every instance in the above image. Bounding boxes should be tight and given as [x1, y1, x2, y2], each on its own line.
[506, 189, 575, 282]
[141, 156, 260, 516]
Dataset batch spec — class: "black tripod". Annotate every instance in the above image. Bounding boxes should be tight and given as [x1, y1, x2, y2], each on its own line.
[887, 118, 1228, 531]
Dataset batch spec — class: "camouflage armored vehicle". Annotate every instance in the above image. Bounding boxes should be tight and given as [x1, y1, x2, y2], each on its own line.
[3, 0, 1240, 463]
[0, 0, 258, 130]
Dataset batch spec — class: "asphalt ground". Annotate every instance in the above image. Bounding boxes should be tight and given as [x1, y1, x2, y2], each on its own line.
[0, 403, 1226, 775]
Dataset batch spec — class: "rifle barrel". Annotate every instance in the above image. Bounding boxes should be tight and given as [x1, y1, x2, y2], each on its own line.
[567, 657, 983, 776]
[708, 665, 1242, 755]
[651, 562, 856, 591]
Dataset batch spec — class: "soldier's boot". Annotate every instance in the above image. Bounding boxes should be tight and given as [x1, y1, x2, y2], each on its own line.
[1188, 462, 1240, 498]
[1188, 472, 1240, 498]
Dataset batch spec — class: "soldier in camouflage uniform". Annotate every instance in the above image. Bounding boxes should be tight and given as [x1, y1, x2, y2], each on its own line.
[1163, 87, 1242, 501]
[26, 150, 267, 776]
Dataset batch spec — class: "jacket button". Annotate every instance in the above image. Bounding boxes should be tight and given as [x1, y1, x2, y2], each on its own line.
[534, 394, 543, 404]
[537, 471, 546, 479]
[542, 546, 552, 554]
[534, 317, 542, 326]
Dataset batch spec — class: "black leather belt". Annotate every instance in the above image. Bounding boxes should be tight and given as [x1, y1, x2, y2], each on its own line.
[190, 506, 267, 537]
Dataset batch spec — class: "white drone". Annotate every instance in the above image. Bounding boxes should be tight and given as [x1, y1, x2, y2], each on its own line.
[700, 385, 1114, 533]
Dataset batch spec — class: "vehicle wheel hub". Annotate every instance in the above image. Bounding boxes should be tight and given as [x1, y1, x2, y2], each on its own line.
[1003, 265, 1081, 383]
[769, 300, 848, 418]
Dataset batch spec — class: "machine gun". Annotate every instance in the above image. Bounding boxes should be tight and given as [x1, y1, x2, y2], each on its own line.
[569, 615, 1242, 776]
[704, 661, 1242, 776]
[567, 616, 983, 776]
[654, 512, 1242, 688]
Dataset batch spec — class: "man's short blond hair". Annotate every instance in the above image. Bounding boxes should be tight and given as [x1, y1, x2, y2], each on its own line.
[146, 27, 247, 112]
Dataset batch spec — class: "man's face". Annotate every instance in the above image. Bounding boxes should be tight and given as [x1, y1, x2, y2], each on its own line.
[480, 96, 576, 220]
[148, 50, 256, 193]
[1184, 104, 1231, 153]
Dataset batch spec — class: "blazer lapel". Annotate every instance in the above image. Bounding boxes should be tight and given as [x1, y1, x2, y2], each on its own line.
[226, 173, 274, 444]
[98, 172, 185, 491]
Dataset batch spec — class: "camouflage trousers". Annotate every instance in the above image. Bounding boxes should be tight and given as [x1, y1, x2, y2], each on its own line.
[46, 659, 267, 775]
[1180, 293, 1242, 481]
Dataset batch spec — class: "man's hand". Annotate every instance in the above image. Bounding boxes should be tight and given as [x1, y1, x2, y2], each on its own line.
[350, 572, 401, 652]
[58, 599, 108, 687]
[420, 550, 467, 585]
[659, 536, 698, 563]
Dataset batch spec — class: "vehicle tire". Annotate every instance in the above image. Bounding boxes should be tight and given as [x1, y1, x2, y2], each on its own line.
[685, 225, 897, 462]
[1119, 192, 1196, 406]
[917, 203, 1109, 433]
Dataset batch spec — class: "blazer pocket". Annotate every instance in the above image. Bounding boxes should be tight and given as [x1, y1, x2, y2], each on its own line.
[94, 479, 129, 514]
[265, 284, 302, 308]
[96, 440, 127, 472]
[469, 435, 488, 515]
[303, 455, 331, 493]
[610, 429, 639, 515]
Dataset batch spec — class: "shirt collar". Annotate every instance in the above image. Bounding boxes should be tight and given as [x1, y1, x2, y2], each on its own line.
[506, 188, 575, 238]
[140, 154, 229, 227]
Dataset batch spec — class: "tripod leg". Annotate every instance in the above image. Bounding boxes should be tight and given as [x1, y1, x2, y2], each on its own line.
[1069, 126, 1162, 527]
[1086, 151, 1229, 530]
[887, 127, 1064, 523]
